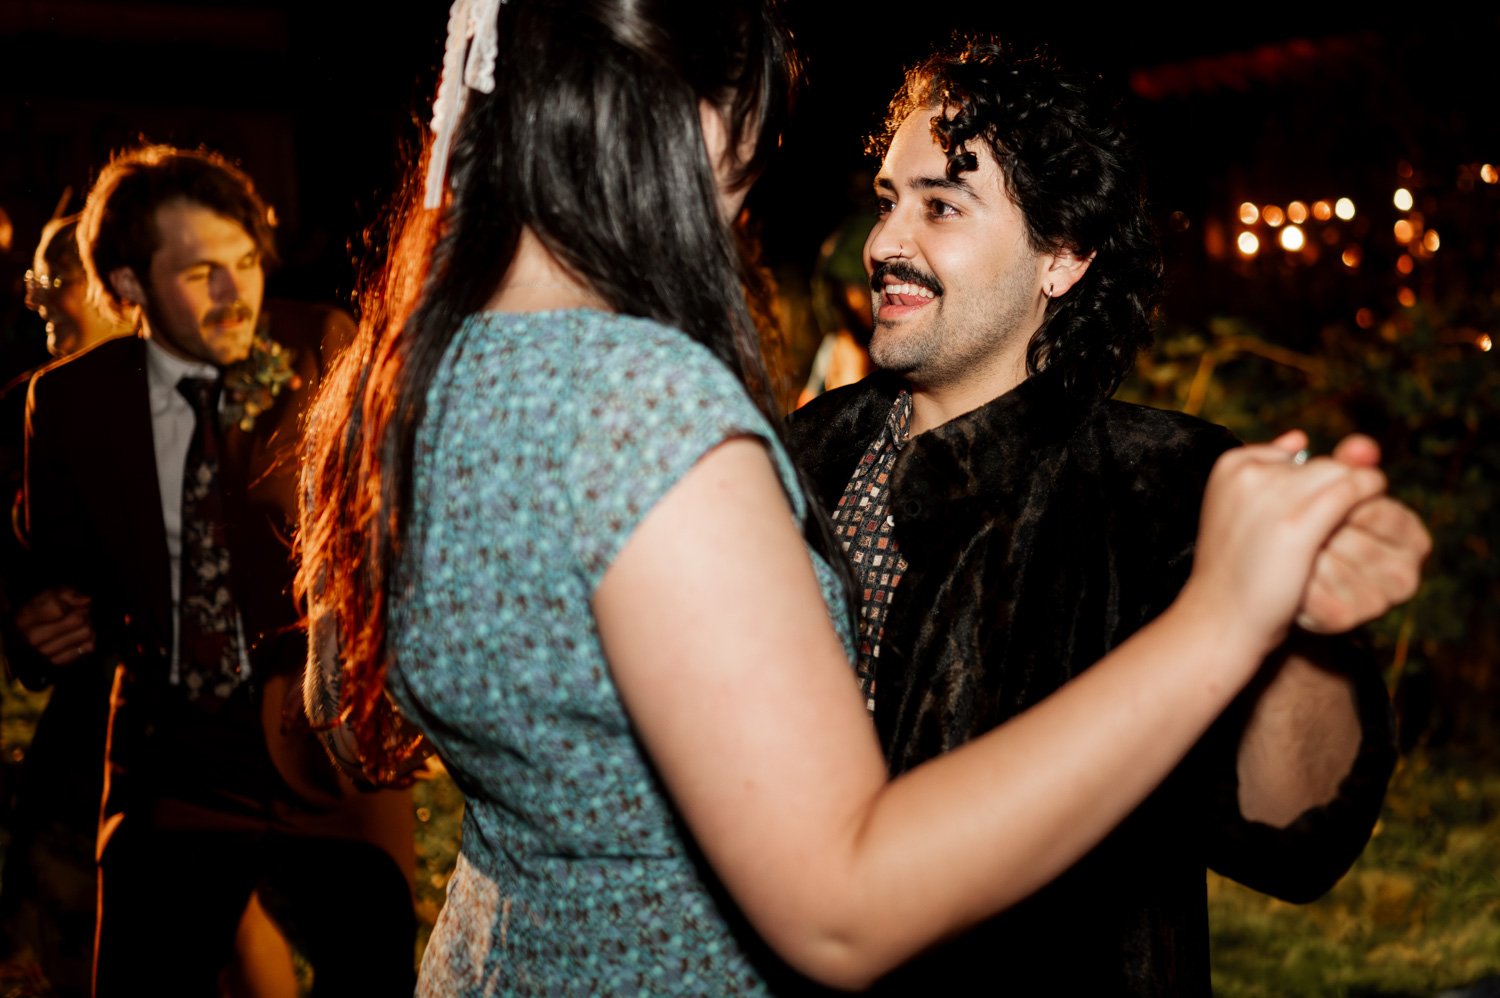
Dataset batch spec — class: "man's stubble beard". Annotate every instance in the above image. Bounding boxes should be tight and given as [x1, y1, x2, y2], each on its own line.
[868, 263, 1038, 394]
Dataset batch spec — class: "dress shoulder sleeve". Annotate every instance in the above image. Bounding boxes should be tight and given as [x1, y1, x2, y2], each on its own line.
[559, 316, 805, 592]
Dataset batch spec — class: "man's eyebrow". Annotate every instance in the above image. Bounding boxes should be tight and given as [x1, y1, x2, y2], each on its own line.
[874, 173, 984, 203]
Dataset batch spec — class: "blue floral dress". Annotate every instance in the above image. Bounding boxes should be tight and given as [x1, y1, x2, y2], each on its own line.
[389, 309, 853, 995]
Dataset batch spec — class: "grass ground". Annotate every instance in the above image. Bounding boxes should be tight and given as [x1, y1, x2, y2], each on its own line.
[1208, 750, 1500, 997]
[4, 680, 1497, 994]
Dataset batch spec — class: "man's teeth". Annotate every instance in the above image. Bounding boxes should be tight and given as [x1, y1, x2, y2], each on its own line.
[886, 283, 935, 299]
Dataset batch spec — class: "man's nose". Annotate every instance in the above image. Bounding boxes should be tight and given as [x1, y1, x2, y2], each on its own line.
[208, 267, 242, 304]
[865, 214, 912, 266]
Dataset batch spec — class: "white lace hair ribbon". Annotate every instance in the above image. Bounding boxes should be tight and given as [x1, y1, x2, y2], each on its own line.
[423, 0, 506, 210]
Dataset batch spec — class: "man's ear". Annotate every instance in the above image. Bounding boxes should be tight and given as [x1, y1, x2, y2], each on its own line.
[108, 267, 146, 306]
[1041, 249, 1093, 299]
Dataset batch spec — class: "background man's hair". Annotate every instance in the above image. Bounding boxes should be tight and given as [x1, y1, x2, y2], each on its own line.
[34, 213, 85, 278]
[871, 38, 1161, 399]
[78, 144, 278, 320]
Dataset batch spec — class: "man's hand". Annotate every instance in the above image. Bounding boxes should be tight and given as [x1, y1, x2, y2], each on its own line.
[14, 586, 96, 666]
[1269, 432, 1431, 634]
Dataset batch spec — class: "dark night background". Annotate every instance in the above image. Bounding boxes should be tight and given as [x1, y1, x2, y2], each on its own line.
[2, 4, 1498, 991]
[4, 4, 1497, 366]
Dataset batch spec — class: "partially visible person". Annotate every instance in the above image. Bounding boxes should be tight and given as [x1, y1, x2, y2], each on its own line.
[298, 2, 1424, 994]
[3, 214, 137, 546]
[0, 213, 135, 998]
[11, 145, 415, 995]
[24, 214, 138, 359]
[799, 211, 875, 405]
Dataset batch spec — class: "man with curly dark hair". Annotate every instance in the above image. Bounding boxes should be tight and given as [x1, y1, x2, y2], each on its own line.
[789, 40, 1406, 994]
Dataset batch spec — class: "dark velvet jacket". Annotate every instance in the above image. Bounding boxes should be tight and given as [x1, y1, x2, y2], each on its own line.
[788, 369, 1396, 996]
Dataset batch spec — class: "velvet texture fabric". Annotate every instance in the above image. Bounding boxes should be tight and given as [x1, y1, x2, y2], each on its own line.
[790, 368, 1396, 996]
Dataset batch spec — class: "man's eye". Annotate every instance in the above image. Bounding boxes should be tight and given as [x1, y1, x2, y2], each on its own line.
[183, 269, 209, 282]
[927, 200, 958, 219]
[238, 253, 260, 270]
[874, 197, 894, 217]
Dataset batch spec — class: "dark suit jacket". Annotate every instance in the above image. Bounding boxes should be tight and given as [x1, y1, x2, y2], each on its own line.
[789, 368, 1396, 997]
[17, 302, 411, 869]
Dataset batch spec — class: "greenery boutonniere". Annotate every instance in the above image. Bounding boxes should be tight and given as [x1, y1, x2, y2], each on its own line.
[222, 321, 302, 431]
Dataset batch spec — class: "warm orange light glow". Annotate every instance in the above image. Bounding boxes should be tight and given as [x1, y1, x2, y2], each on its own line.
[1236, 231, 1260, 256]
[1479, 334, 1494, 352]
[1262, 205, 1285, 227]
[1393, 188, 1414, 212]
[1355, 308, 1375, 329]
[1238, 202, 1259, 225]
[1342, 246, 1363, 268]
[1396, 254, 1414, 275]
[1397, 161, 1413, 179]
[1394, 219, 1415, 244]
[1312, 200, 1333, 221]
[1398, 287, 1416, 308]
[1286, 201, 1309, 224]
[1482, 164, 1499, 185]
[1334, 197, 1356, 220]
[1423, 230, 1440, 252]
[1278, 225, 1306, 251]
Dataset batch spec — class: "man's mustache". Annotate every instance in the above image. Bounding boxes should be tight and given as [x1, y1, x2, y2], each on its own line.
[870, 261, 944, 297]
[204, 302, 254, 326]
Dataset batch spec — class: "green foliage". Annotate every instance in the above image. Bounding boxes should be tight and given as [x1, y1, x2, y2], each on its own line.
[412, 760, 465, 960]
[1121, 299, 1500, 751]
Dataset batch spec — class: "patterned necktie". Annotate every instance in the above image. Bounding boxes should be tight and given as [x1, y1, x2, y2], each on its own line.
[176, 376, 244, 709]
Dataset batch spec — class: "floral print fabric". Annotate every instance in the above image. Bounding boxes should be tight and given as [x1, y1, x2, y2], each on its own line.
[388, 310, 852, 995]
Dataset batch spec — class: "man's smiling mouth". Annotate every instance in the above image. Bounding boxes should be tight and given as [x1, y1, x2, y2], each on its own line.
[882, 280, 937, 306]
[872, 262, 943, 316]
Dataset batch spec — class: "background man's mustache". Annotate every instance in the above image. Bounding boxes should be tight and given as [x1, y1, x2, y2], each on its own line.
[204, 302, 254, 325]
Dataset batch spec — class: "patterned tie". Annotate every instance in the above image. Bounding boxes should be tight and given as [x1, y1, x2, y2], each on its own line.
[176, 376, 244, 709]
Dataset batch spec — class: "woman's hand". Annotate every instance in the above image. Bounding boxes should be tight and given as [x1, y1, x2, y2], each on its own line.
[1181, 430, 1389, 660]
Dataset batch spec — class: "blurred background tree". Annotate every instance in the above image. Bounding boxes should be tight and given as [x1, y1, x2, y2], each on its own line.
[1123, 296, 1499, 757]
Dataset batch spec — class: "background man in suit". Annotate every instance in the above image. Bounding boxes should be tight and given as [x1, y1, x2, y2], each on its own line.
[11, 145, 415, 995]
[790, 41, 1428, 995]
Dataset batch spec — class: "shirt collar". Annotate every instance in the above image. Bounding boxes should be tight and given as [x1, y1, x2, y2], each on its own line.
[145, 335, 220, 414]
[885, 390, 913, 451]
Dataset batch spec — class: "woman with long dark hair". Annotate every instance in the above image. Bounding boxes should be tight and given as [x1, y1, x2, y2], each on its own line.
[300, 2, 1412, 992]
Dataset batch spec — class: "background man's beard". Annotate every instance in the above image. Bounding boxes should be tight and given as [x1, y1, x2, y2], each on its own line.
[142, 293, 256, 365]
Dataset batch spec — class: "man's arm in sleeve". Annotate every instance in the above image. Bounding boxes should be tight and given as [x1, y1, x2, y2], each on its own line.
[5, 371, 97, 690]
[1202, 634, 1396, 902]
[1207, 435, 1425, 900]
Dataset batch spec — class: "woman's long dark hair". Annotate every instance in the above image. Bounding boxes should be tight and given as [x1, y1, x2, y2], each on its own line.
[298, 0, 802, 782]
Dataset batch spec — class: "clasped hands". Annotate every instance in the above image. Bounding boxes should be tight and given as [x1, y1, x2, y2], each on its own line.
[1194, 429, 1430, 653]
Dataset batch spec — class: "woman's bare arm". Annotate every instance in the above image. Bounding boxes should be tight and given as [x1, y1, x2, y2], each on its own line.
[594, 436, 1392, 989]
